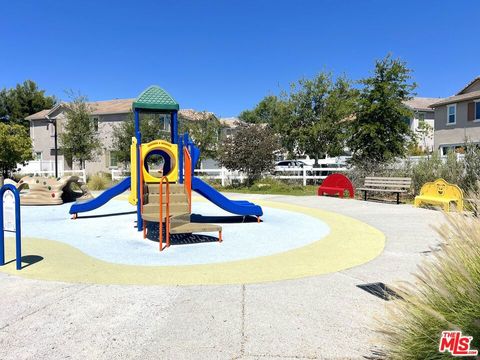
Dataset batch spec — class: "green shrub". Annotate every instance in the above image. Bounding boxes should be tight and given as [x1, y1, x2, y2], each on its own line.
[377, 212, 480, 359]
[462, 143, 480, 193]
[410, 153, 445, 194]
[87, 173, 112, 190]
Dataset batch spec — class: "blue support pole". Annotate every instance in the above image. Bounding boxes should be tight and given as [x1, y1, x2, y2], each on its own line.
[178, 134, 184, 184]
[134, 109, 143, 232]
[171, 110, 178, 145]
[0, 199, 3, 266]
[0, 184, 22, 270]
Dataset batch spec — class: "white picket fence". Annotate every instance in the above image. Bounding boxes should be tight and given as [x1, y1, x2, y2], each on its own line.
[17, 159, 64, 174]
[18, 169, 87, 183]
[105, 154, 470, 187]
[111, 168, 129, 181]
[194, 166, 348, 186]
[15, 160, 87, 182]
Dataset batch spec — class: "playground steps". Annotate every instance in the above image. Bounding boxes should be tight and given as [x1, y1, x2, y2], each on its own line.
[146, 183, 185, 194]
[170, 221, 222, 234]
[142, 182, 222, 239]
[142, 202, 190, 214]
[146, 193, 185, 203]
[142, 182, 189, 219]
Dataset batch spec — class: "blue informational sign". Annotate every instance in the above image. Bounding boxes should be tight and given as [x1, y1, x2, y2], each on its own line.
[0, 184, 22, 270]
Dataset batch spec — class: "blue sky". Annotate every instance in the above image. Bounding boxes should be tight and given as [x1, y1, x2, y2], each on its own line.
[0, 0, 478, 117]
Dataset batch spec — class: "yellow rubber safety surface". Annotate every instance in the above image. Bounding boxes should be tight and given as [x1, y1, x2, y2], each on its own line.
[0, 201, 385, 286]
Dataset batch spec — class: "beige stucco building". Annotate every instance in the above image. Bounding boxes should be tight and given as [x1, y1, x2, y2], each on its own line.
[431, 77, 480, 154]
[25, 99, 208, 175]
[404, 97, 441, 152]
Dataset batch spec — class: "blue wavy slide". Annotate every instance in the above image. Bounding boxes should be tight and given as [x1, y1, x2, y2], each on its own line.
[191, 177, 263, 217]
[69, 176, 131, 215]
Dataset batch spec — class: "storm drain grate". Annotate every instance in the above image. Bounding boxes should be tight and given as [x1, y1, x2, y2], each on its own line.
[357, 282, 403, 301]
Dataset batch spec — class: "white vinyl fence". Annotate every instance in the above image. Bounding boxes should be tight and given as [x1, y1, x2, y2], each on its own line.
[15, 160, 86, 183]
[194, 165, 349, 186]
[111, 168, 130, 181]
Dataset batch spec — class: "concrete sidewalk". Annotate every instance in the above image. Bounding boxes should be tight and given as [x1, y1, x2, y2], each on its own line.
[0, 195, 443, 359]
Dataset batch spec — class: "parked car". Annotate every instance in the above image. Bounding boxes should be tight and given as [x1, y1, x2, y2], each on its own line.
[274, 160, 312, 175]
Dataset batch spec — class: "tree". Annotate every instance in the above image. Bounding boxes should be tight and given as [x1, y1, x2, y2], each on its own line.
[239, 95, 282, 125]
[282, 73, 358, 165]
[239, 96, 293, 153]
[0, 80, 56, 127]
[217, 123, 280, 185]
[179, 112, 222, 162]
[0, 122, 33, 177]
[348, 55, 416, 170]
[111, 112, 170, 165]
[462, 139, 480, 192]
[416, 119, 433, 153]
[59, 94, 101, 169]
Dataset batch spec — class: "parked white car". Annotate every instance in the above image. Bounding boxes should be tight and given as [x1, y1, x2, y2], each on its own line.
[274, 160, 313, 174]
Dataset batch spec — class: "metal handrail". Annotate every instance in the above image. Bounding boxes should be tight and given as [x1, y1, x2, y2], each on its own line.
[139, 147, 147, 240]
[183, 146, 192, 212]
[159, 176, 170, 251]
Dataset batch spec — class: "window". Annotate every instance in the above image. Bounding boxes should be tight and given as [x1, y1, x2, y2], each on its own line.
[159, 114, 170, 132]
[476, 101, 480, 121]
[109, 151, 121, 167]
[33, 151, 42, 160]
[92, 117, 99, 132]
[447, 104, 456, 124]
[50, 148, 63, 156]
[48, 122, 55, 137]
[418, 112, 425, 121]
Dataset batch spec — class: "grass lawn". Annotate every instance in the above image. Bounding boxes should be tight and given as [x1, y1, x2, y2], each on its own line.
[209, 178, 318, 196]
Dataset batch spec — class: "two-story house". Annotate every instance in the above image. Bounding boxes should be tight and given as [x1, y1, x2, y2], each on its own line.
[430, 77, 480, 155]
[25, 98, 209, 175]
[404, 97, 441, 152]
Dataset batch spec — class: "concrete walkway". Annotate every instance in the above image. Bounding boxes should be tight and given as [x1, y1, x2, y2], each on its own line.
[0, 195, 444, 359]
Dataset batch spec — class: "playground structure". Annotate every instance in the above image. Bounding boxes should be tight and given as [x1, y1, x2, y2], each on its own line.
[5, 176, 92, 205]
[69, 85, 263, 250]
[317, 174, 354, 198]
[414, 178, 464, 212]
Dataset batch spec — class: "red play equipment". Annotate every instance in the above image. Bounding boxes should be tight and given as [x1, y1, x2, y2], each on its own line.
[317, 173, 354, 198]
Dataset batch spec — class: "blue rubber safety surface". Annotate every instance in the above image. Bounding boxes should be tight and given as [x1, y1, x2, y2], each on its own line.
[18, 199, 330, 266]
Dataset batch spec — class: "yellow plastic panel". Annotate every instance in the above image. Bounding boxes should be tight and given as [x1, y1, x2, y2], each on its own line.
[128, 137, 138, 205]
[141, 140, 178, 183]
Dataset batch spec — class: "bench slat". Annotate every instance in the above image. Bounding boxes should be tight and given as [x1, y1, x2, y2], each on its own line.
[365, 181, 411, 186]
[357, 188, 407, 193]
[365, 177, 412, 181]
[363, 183, 411, 189]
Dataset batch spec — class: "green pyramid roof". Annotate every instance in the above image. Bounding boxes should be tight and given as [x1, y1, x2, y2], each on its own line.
[132, 85, 179, 111]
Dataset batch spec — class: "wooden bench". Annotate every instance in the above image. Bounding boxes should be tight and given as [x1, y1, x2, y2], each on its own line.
[317, 173, 354, 198]
[414, 178, 464, 212]
[358, 177, 412, 204]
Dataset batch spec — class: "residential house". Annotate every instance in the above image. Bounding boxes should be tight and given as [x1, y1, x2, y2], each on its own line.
[25, 98, 207, 175]
[430, 77, 480, 155]
[404, 97, 441, 152]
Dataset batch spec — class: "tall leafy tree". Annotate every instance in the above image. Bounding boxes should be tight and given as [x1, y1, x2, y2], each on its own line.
[239, 96, 293, 153]
[281, 72, 358, 165]
[0, 122, 33, 177]
[59, 94, 101, 169]
[239, 95, 282, 125]
[0, 80, 56, 126]
[348, 55, 416, 169]
[111, 112, 170, 165]
[217, 122, 280, 185]
[179, 112, 222, 162]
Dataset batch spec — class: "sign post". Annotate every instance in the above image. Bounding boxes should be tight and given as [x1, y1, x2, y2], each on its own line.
[0, 184, 21, 270]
